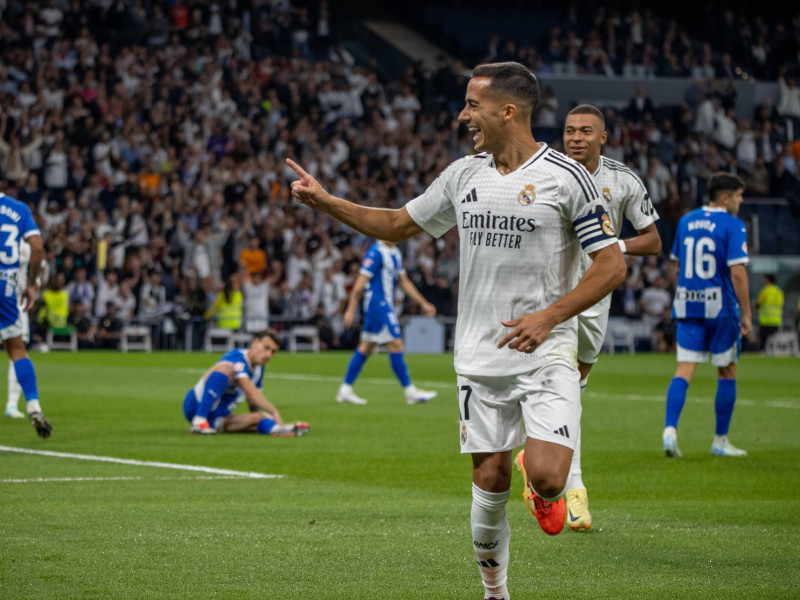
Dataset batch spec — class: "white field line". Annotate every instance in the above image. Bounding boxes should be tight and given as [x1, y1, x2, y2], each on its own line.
[173, 369, 800, 409]
[1, 475, 249, 483]
[0, 446, 283, 479]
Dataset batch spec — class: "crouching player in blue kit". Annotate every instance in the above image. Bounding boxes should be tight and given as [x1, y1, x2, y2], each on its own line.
[663, 173, 752, 457]
[336, 240, 438, 405]
[0, 193, 50, 438]
[184, 328, 309, 436]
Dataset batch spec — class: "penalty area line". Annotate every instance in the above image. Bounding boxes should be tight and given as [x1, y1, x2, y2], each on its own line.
[0, 446, 284, 479]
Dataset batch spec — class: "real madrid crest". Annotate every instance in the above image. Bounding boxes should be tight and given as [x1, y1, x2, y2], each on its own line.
[461, 424, 468, 445]
[602, 187, 612, 204]
[601, 213, 616, 236]
[517, 184, 536, 206]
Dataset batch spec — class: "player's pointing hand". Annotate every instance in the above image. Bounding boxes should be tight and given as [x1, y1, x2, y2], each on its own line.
[286, 158, 329, 210]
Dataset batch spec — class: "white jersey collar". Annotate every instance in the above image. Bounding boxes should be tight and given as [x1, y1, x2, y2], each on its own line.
[488, 142, 548, 174]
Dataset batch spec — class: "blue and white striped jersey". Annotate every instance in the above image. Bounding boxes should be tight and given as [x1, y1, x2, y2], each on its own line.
[359, 241, 404, 315]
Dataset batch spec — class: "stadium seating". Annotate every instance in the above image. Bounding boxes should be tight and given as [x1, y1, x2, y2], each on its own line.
[120, 325, 152, 353]
[45, 326, 78, 353]
[287, 326, 321, 353]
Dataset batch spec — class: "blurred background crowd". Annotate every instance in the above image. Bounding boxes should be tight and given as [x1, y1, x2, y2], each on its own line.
[0, 0, 798, 352]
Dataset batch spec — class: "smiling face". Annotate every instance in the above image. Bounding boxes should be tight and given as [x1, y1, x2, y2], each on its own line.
[458, 77, 508, 154]
[563, 112, 607, 172]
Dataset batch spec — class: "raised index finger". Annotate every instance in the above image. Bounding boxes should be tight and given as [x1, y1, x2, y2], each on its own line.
[285, 158, 308, 179]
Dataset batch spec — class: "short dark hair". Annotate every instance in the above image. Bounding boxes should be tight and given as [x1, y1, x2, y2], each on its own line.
[471, 62, 539, 117]
[765, 274, 776, 284]
[254, 328, 281, 348]
[567, 104, 605, 128]
[708, 172, 744, 203]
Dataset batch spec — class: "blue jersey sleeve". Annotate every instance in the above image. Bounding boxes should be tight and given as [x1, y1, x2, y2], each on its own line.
[359, 243, 382, 279]
[20, 205, 40, 240]
[725, 218, 749, 267]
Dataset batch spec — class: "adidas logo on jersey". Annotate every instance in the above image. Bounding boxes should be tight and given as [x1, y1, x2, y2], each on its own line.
[553, 425, 570, 438]
[461, 188, 478, 203]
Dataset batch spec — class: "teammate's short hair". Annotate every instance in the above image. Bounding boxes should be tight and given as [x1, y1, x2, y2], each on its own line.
[472, 62, 539, 117]
[254, 328, 281, 348]
[708, 172, 744, 203]
[566, 104, 605, 128]
[765, 273, 776, 284]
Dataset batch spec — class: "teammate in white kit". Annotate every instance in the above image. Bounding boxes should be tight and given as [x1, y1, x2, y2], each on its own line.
[521, 104, 662, 531]
[336, 239, 438, 405]
[286, 62, 626, 600]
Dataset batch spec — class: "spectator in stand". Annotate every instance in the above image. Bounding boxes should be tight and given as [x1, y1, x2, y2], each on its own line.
[242, 268, 271, 334]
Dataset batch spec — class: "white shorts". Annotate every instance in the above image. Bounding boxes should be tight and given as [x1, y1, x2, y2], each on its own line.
[577, 310, 609, 365]
[456, 359, 582, 454]
[0, 311, 28, 342]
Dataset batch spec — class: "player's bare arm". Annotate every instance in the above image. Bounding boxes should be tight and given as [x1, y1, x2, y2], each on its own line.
[343, 273, 368, 329]
[398, 272, 436, 317]
[239, 377, 283, 425]
[730, 264, 752, 337]
[286, 158, 424, 242]
[22, 234, 44, 312]
[499, 243, 626, 353]
[620, 222, 661, 256]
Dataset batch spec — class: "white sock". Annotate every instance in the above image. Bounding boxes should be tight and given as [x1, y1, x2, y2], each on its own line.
[26, 400, 41, 414]
[663, 426, 677, 440]
[7, 361, 21, 412]
[569, 422, 584, 491]
[471, 484, 511, 600]
[191, 415, 208, 426]
[713, 434, 728, 446]
[579, 376, 589, 395]
[339, 383, 353, 395]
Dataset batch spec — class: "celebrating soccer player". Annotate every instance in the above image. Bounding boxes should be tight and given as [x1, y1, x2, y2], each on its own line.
[524, 104, 662, 531]
[287, 62, 626, 599]
[663, 173, 751, 458]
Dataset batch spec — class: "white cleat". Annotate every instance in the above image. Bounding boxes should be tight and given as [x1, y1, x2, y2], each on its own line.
[5, 407, 25, 418]
[710, 440, 747, 457]
[336, 390, 367, 405]
[663, 436, 682, 458]
[405, 387, 436, 404]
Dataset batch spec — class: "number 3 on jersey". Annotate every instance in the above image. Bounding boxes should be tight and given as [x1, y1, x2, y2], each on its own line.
[0, 223, 19, 265]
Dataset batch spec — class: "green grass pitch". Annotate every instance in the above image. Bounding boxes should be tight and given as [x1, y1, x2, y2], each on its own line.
[1, 350, 799, 599]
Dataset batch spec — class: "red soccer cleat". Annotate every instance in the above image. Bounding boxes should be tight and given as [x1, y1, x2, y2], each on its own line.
[514, 449, 565, 536]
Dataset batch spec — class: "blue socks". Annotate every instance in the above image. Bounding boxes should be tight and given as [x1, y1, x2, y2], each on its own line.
[665, 377, 689, 429]
[257, 418, 276, 434]
[714, 379, 736, 436]
[13, 358, 38, 403]
[389, 353, 411, 387]
[344, 350, 368, 385]
[197, 371, 229, 420]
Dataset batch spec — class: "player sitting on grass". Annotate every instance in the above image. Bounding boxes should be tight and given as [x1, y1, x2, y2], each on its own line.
[183, 328, 309, 436]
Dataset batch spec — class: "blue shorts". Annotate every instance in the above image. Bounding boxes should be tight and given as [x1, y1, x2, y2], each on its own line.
[676, 318, 740, 367]
[183, 390, 234, 427]
[361, 303, 401, 344]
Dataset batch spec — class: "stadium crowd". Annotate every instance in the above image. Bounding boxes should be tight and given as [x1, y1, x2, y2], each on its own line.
[0, 0, 797, 351]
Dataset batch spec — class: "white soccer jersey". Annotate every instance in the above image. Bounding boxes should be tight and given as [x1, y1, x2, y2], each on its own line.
[579, 156, 659, 317]
[406, 143, 618, 377]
